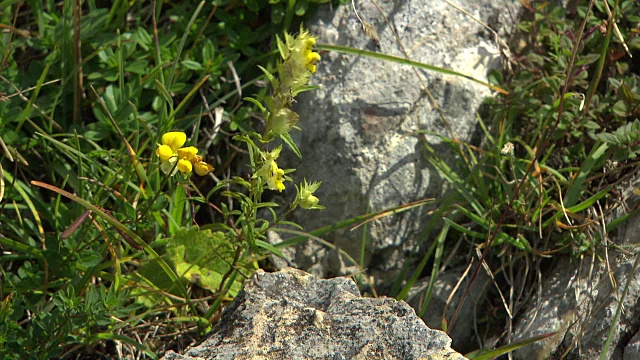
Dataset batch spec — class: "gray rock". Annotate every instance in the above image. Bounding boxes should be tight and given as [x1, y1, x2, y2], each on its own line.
[624, 330, 640, 360]
[512, 210, 640, 359]
[278, 0, 519, 283]
[161, 268, 465, 360]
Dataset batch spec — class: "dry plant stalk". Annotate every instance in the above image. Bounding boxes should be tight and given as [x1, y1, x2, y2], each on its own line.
[351, 0, 380, 46]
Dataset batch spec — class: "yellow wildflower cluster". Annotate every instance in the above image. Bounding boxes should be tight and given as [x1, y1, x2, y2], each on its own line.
[263, 27, 321, 141]
[156, 132, 213, 176]
[276, 28, 321, 93]
[255, 146, 286, 192]
[245, 27, 324, 210]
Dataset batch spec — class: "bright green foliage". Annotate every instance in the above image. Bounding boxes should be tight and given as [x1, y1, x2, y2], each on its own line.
[393, 2, 640, 355]
[0, 0, 332, 357]
[132, 228, 249, 310]
[424, 0, 640, 257]
[168, 228, 250, 296]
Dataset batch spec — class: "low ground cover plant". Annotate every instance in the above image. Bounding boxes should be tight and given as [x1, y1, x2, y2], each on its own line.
[0, 1, 331, 358]
[408, 0, 640, 356]
[2, 0, 639, 358]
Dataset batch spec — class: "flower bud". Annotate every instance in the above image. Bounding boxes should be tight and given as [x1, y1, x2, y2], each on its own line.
[299, 194, 319, 209]
[194, 161, 214, 176]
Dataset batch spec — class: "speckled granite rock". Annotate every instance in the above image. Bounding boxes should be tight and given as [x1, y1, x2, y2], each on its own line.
[275, 0, 519, 284]
[161, 268, 466, 360]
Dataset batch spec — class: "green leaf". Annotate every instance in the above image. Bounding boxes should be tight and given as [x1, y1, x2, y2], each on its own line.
[154, 79, 174, 108]
[181, 60, 204, 71]
[566, 187, 609, 213]
[280, 132, 302, 158]
[150, 194, 169, 212]
[169, 185, 186, 234]
[257, 65, 277, 88]
[563, 142, 609, 208]
[594, 132, 620, 145]
[202, 40, 216, 62]
[125, 59, 149, 74]
[316, 44, 508, 95]
[582, 120, 601, 130]
[254, 239, 283, 257]
[244, 97, 267, 114]
[576, 53, 601, 66]
[168, 227, 255, 296]
[613, 100, 631, 117]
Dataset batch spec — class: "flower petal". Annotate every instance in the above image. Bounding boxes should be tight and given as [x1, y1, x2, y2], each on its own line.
[177, 146, 199, 162]
[266, 162, 285, 192]
[177, 158, 193, 174]
[162, 132, 187, 150]
[156, 144, 175, 162]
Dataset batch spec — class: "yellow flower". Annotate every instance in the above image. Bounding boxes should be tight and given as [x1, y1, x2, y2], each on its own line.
[275, 27, 320, 95]
[162, 132, 187, 151]
[157, 132, 187, 175]
[177, 158, 192, 174]
[299, 32, 320, 73]
[266, 162, 285, 192]
[254, 146, 286, 191]
[156, 144, 174, 162]
[302, 37, 321, 73]
[194, 161, 214, 176]
[157, 132, 213, 177]
[177, 146, 199, 162]
[305, 51, 321, 73]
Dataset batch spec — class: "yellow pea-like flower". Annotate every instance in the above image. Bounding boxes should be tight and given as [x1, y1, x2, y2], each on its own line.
[194, 161, 214, 176]
[177, 146, 199, 162]
[177, 158, 192, 174]
[157, 132, 212, 177]
[162, 132, 187, 151]
[156, 144, 174, 162]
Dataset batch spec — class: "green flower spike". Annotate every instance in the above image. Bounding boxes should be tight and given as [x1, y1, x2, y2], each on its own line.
[294, 179, 324, 210]
[255, 146, 287, 192]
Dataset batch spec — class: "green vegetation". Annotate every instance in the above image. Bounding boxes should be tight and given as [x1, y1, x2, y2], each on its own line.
[402, 0, 640, 356]
[2, 0, 639, 358]
[0, 1, 334, 358]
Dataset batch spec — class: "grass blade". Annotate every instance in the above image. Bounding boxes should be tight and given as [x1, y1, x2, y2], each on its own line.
[316, 43, 508, 95]
[563, 141, 608, 208]
[166, 1, 206, 90]
[31, 180, 196, 315]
